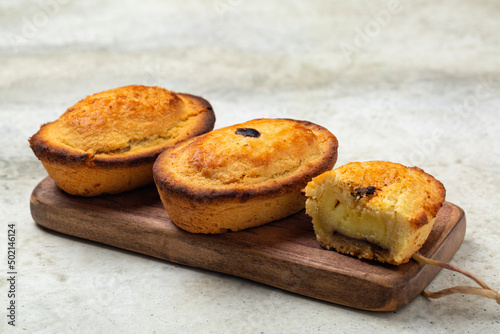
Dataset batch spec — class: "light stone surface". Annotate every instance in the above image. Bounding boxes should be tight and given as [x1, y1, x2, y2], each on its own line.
[1, 0, 500, 333]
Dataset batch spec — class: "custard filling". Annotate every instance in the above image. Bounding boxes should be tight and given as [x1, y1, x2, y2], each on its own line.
[315, 186, 391, 250]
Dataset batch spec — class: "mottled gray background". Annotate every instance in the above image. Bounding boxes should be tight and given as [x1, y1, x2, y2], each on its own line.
[1, 0, 499, 333]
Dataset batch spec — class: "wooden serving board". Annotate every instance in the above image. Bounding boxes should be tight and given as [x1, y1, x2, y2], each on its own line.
[30, 177, 466, 311]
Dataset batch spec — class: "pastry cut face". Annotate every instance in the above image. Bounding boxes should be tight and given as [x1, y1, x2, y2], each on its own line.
[29, 85, 215, 196]
[304, 161, 446, 265]
[153, 118, 338, 233]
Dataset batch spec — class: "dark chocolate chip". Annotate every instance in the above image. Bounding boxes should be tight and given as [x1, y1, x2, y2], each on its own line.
[235, 128, 261, 138]
[351, 186, 380, 201]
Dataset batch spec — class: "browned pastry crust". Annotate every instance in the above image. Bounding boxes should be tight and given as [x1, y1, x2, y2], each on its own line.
[304, 161, 446, 265]
[29, 85, 215, 196]
[153, 118, 339, 233]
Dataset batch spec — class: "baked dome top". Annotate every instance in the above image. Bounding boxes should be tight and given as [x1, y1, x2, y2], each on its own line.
[154, 118, 338, 198]
[30, 85, 215, 164]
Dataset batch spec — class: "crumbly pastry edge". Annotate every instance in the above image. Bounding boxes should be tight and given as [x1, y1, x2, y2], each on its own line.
[313, 217, 436, 265]
[304, 161, 446, 265]
[306, 161, 446, 228]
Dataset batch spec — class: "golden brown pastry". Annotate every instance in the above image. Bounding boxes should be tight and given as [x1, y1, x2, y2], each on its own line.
[29, 85, 215, 196]
[153, 118, 338, 233]
[304, 161, 446, 265]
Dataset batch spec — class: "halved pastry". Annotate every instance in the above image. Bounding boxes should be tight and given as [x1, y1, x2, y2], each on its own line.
[304, 161, 446, 265]
[29, 85, 215, 196]
[153, 118, 338, 233]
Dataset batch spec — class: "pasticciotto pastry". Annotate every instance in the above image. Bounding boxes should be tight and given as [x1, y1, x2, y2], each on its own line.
[153, 118, 338, 233]
[29, 85, 215, 196]
[304, 161, 446, 265]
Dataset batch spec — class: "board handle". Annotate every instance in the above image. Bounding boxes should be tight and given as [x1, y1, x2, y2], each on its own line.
[412, 253, 499, 305]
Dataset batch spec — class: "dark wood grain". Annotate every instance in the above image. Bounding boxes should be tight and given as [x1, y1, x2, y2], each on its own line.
[30, 177, 466, 311]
